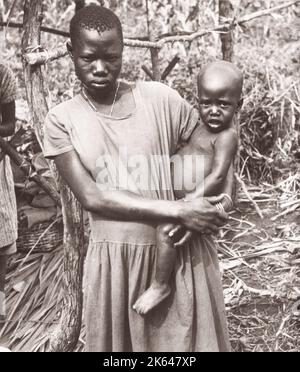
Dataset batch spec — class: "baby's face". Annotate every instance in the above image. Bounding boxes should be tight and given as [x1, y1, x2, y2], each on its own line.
[198, 74, 241, 133]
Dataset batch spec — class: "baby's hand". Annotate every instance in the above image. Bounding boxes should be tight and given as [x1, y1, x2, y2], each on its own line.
[168, 225, 193, 248]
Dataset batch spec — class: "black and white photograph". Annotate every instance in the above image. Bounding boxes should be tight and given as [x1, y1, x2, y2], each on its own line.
[0, 0, 299, 353]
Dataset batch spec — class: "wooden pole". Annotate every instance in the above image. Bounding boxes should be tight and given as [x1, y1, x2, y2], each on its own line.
[146, 0, 160, 81]
[22, 0, 85, 352]
[21, 0, 48, 147]
[219, 0, 234, 61]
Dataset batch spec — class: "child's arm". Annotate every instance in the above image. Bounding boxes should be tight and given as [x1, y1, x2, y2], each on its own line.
[186, 128, 238, 200]
[0, 101, 16, 138]
[222, 163, 234, 199]
[219, 163, 235, 211]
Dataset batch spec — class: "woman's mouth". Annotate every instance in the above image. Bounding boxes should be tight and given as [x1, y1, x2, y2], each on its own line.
[91, 80, 110, 88]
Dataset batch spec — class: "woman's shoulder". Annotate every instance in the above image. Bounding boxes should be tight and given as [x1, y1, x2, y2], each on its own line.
[137, 80, 177, 93]
[47, 95, 82, 118]
[136, 81, 182, 103]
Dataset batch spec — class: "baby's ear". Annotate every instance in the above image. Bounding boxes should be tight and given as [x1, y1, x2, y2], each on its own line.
[236, 98, 243, 112]
[66, 40, 74, 60]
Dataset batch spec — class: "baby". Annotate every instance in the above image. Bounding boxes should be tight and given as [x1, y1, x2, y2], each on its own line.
[133, 61, 243, 315]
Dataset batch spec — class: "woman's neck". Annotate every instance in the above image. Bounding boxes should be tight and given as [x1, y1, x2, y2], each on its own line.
[82, 81, 136, 117]
[84, 82, 120, 106]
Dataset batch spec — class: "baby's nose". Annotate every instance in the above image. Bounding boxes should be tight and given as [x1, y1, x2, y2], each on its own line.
[211, 105, 219, 114]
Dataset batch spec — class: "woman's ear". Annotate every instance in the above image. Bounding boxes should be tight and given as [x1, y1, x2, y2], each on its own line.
[66, 40, 74, 60]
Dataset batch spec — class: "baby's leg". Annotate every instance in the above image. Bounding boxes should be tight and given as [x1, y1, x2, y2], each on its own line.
[133, 224, 178, 315]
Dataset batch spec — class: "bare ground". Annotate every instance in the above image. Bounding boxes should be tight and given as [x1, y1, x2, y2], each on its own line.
[1, 185, 299, 352]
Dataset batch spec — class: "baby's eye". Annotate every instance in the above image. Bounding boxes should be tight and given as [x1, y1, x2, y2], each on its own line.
[200, 101, 210, 106]
[220, 102, 230, 107]
[82, 56, 92, 62]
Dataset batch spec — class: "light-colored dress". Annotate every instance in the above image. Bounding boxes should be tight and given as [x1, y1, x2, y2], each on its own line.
[44, 81, 230, 352]
[0, 64, 18, 254]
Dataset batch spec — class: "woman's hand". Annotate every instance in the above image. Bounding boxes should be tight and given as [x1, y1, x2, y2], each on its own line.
[178, 195, 227, 234]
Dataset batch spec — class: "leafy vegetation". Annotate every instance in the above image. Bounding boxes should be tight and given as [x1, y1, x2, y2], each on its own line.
[1, 0, 299, 182]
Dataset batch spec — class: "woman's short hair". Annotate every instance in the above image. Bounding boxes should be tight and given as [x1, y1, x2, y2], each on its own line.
[70, 5, 123, 47]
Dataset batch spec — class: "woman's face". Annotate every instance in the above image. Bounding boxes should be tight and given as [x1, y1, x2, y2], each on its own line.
[70, 27, 123, 99]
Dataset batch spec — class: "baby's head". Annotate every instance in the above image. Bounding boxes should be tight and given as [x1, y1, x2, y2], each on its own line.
[197, 61, 243, 133]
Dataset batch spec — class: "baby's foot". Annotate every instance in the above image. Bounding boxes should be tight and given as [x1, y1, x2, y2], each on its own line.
[133, 282, 171, 315]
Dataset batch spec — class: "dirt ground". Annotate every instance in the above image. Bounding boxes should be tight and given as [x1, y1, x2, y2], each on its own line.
[1, 188, 299, 352]
[223, 198, 300, 352]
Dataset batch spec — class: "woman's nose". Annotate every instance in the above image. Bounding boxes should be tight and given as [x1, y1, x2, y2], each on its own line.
[93, 60, 107, 75]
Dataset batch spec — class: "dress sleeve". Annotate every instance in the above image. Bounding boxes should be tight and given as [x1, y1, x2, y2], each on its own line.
[176, 95, 199, 143]
[43, 109, 74, 159]
[0, 66, 17, 104]
[166, 86, 199, 148]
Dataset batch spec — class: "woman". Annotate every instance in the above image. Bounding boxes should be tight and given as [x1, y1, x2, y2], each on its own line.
[44, 5, 230, 352]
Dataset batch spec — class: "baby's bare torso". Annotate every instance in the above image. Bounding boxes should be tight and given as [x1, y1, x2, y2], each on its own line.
[172, 124, 223, 199]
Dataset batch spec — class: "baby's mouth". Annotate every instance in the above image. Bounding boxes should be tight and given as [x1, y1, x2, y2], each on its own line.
[208, 120, 223, 129]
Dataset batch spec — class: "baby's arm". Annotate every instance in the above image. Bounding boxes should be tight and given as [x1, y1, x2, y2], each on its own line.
[186, 128, 238, 202]
[220, 163, 235, 210]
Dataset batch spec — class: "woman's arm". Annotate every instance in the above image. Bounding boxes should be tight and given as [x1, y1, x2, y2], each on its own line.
[54, 150, 227, 234]
[0, 101, 16, 138]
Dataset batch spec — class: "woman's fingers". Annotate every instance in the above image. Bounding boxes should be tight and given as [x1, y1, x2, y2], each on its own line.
[190, 217, 221, 234]
[174, 231, 193, 248]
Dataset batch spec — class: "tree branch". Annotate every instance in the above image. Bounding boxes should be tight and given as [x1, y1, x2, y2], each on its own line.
[0, 21, 150, 40]
[23, 0, 300, 66]
[0, 21, 70, 37]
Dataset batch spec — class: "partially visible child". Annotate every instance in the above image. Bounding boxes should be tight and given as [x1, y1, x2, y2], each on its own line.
[0, 64, 18, 323]
[133, 61, 243, 314]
